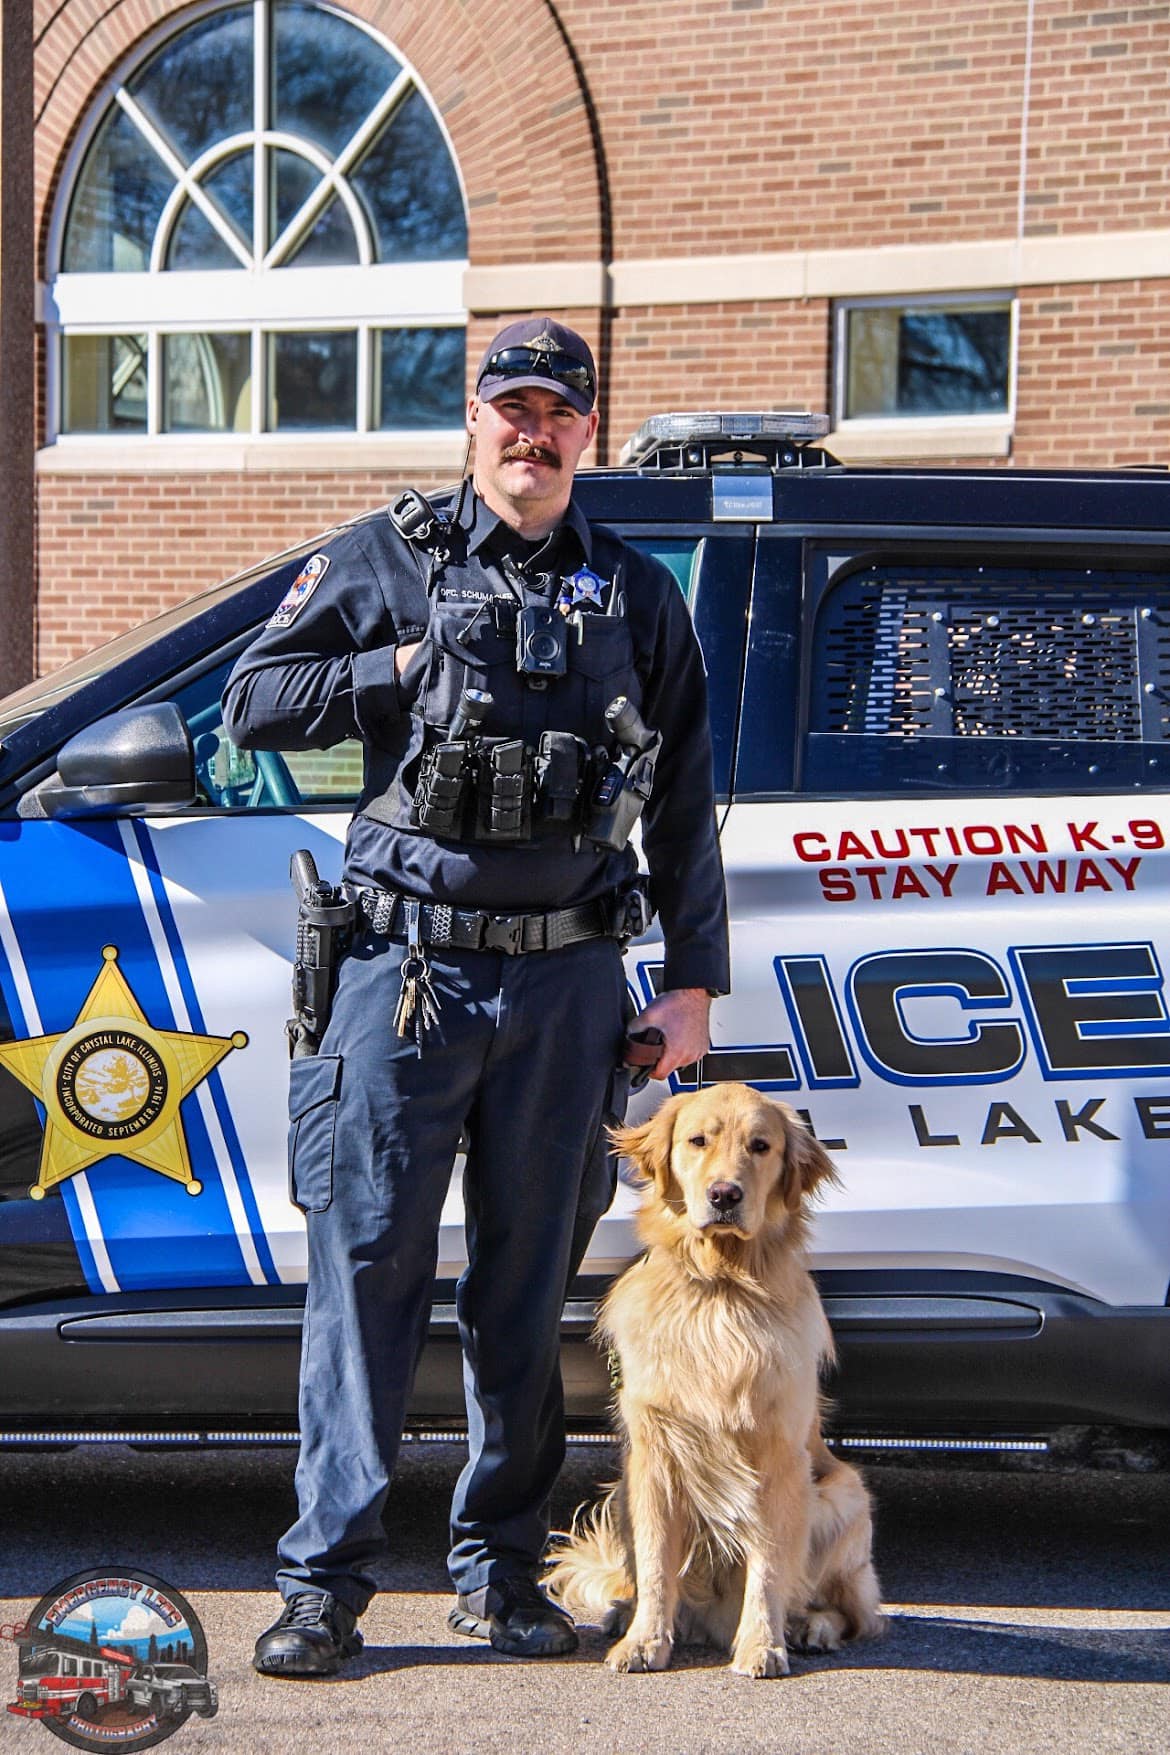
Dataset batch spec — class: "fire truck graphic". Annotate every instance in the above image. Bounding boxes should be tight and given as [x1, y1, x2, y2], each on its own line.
[2, 1625, 137, 1721]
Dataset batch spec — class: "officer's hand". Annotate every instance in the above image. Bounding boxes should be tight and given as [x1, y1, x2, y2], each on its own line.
[394, 641, 421, 677]
[629, 988, 711, 1080]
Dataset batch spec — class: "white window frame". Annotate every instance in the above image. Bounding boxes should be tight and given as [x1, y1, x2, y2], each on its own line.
[43, 0, 468, 448]
[830, 291, 1018, 462]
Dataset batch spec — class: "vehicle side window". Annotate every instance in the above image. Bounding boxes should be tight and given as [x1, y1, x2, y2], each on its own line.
[803, 561, 1170, 793]
[632, 538, 703, 604]
[169, 656, 364, 811]
[626, 533, 750, 798]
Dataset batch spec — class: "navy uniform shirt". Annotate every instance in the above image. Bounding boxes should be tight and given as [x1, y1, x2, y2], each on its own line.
[222, 486, 729, 994]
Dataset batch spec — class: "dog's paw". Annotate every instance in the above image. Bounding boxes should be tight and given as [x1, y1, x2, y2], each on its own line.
[788, 1608, 846, 1652]
[600, 1600, 634, 1638]
[730, 1640, 790, 1678]
[605, 1631, 673, 1673]
[853, 1607, 890, 1642]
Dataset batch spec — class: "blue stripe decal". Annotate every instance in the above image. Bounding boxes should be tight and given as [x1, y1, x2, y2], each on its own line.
[0, 875, 106, 1295]
[0, 820, 251, 1291]
[130, 819, 279, 1285]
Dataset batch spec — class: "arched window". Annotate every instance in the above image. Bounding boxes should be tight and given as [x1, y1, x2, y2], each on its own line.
[49, 1, 468, 439]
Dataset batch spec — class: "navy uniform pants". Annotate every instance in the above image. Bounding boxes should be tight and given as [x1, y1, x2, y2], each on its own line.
[274, 926, 632, 1614]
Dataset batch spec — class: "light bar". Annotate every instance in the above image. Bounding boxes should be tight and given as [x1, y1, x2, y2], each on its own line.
[621, 410, 831, 466]
[828, 1436, 1049, 1454]
[0, 1429, 302, 1447]
[401, 1431, 617, 1447]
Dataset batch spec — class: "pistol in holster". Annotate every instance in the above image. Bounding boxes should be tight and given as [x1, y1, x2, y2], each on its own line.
[287, 849, 356, 1058]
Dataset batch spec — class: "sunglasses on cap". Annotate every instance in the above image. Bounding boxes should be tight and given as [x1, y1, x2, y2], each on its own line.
[481, 346, 596, 400]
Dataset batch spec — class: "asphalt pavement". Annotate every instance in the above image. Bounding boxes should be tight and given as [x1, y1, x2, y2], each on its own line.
[1, 1442, 1167, 1755]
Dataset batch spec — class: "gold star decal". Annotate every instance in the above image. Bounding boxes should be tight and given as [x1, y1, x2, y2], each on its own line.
[0, 945, 248, 1200]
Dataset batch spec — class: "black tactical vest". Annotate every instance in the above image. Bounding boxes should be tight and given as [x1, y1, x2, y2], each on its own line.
[362, 509, 645, 849]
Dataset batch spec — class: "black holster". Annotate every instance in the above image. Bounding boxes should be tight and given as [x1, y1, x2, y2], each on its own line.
[288, 850, 356, 1057]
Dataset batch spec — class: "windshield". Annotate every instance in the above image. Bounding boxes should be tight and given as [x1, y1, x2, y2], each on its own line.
[21, 1649, 58, 1675]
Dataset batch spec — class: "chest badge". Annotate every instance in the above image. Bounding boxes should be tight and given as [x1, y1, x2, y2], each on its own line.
[558, 566, 608, 615]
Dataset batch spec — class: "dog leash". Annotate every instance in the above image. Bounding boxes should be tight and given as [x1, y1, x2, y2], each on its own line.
[622, 1026, 664, 1090]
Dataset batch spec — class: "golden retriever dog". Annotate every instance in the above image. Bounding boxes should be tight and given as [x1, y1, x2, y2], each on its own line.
[545, 1083, 885, 1677]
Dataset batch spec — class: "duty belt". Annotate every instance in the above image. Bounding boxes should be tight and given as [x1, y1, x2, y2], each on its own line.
[354, 885, 651, 954]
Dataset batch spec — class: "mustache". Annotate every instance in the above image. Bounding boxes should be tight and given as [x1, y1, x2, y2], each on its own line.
[502, 442, 561, 468]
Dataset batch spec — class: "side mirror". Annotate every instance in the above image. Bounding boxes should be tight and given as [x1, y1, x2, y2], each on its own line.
[23, 702, 196, 819]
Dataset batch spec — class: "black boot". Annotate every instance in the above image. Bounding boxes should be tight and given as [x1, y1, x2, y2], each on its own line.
[253, 1591, 363, 1677]
[448, 1577, 578, 1657]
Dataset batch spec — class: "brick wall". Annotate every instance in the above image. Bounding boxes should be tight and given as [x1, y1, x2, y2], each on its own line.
[606, 300, 833, 449]
[1014, 279, 1170, 465]
[35, 466, 452, 672]
[1024, 1, 1170, 237]
[561, 0, 1170, 256]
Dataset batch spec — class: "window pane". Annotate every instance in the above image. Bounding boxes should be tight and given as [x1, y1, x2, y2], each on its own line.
[271, 148, 316, 248]
[170, 657, 364, 811]
[273, 149, 360, 265]
[63, 107, 174, 272]
[167, 199, 241, 270]
[163, 333, 252, 432]
[62, 334, 148, 433]
[268, 331, 357, 430]
[635, 540, 702, 605]
[376, 328, 464, 428]
[353, 90, 467, 261]
[162, 151, 252, 271]
[846, 305, 1011, 418]
[129, 4, 253, 168]
[202, 151, 254, 250]
[272, 1, 401, 157]
[281, 744, 366, 803]
[284, 198, 362, 266]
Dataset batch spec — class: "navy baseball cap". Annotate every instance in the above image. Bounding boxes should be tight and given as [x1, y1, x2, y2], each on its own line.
[475, 317, 597, 415]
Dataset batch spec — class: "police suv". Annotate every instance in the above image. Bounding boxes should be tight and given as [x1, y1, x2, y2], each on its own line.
[1, 412, 1168, 1457]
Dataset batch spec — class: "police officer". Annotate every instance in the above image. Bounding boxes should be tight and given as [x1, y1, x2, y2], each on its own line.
[224, 317, 730, 1675]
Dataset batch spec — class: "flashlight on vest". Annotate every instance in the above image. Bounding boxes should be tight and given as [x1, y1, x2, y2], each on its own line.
[449, 687, 493, 740]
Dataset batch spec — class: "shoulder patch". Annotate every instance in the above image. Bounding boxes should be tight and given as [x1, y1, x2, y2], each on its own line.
[269, 553, 330, 628]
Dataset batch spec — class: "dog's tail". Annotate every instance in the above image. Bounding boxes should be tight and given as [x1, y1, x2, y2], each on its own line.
[544, 1486, 634, 1628]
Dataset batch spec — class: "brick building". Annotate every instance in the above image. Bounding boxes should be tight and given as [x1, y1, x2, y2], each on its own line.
[9, 0, 1170, 676]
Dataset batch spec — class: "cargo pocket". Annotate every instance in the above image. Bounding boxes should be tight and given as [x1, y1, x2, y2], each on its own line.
[287, 1054, 342, 1214]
